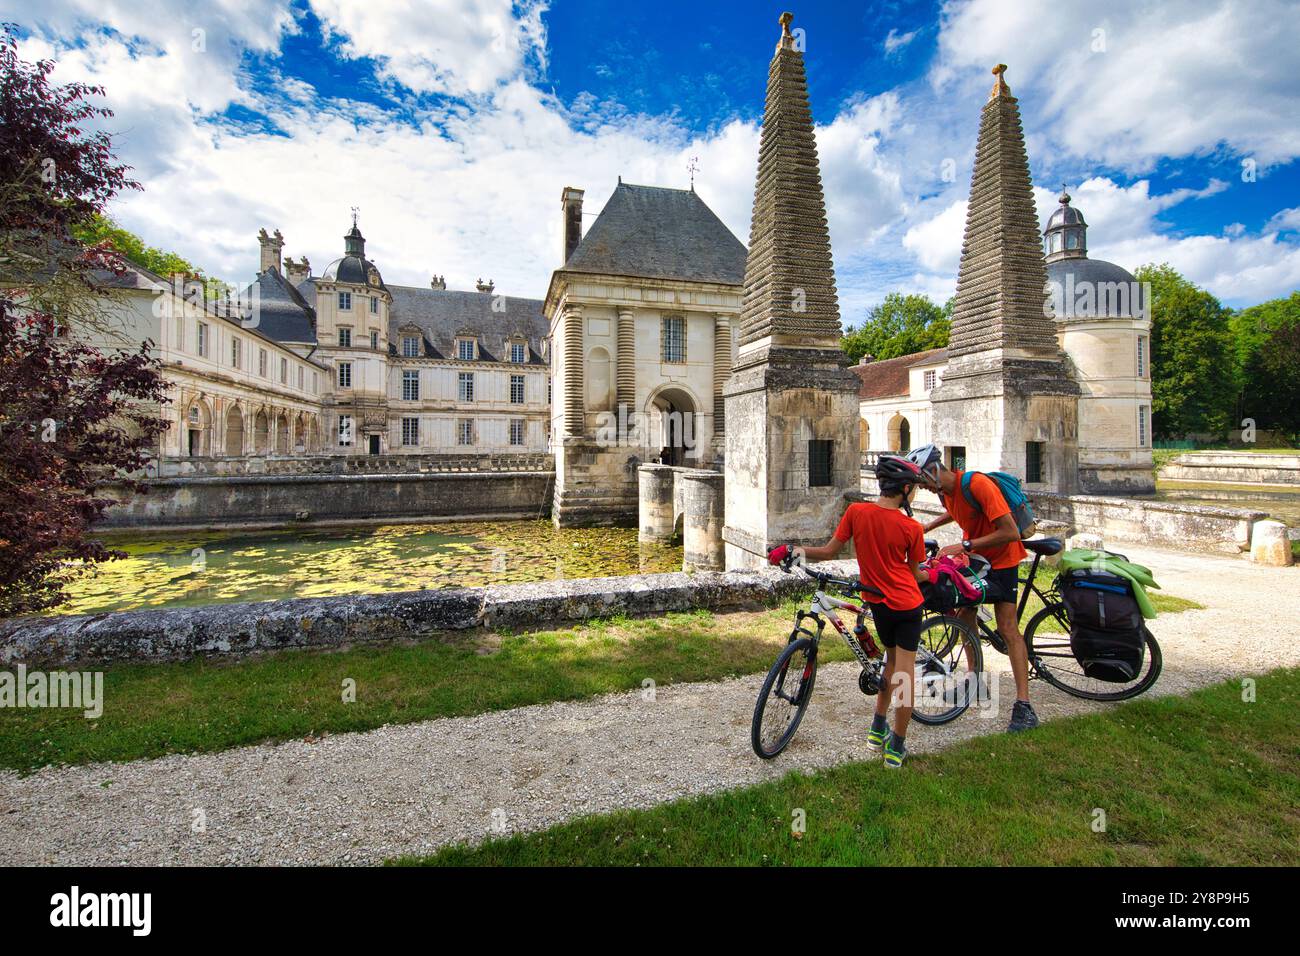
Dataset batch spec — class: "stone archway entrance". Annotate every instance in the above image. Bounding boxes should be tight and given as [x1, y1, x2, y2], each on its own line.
[224, 406, 244, 457]
[887, 413, 911, 453]
[647, 386, 698, 466]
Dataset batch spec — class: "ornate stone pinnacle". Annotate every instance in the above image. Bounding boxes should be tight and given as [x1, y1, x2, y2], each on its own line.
[949, 63, 1061, 361]
[739, 11, 841, 350]
[990, 63, 1009, 99]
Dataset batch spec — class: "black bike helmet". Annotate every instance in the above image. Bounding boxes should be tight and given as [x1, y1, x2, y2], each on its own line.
[875, 455, 927, 515]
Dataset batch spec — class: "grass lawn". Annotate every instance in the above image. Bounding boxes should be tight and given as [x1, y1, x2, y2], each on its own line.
[394, 667, 1299, 867]
[0, 572, 1200, 774]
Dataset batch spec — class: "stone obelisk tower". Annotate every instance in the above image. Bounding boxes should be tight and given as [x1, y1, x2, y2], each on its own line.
[930, 65, 1080, 492]
[722, 12, 860, 570]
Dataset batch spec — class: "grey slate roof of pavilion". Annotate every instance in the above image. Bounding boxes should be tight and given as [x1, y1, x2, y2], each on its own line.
[385, 285, 549, 363]
[1046, 257, 1146, 318]
[561, 182, 747, 286]
[246, 268, 318, 344]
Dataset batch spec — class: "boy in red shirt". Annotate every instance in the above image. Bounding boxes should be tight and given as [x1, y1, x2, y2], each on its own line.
[907, 444, 1038, 733]
[769, 456, 932, 768]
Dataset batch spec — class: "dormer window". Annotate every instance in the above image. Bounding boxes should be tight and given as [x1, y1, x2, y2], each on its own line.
[457, 338, 476, 361]
[402, 335, 421, 358]
[338, 291, 352, 310]
[510, 341, 527, 363]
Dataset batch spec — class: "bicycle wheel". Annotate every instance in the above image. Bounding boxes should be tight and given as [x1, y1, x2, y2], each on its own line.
[751, 637, 818, 759]
[1024, 601, 1163, 701]
[911, 615, 985, 726]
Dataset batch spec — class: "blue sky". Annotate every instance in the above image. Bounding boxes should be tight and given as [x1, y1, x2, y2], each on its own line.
[7, 0, 1300, 317]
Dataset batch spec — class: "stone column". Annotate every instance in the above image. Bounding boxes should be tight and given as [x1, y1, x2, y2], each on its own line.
[638, 463, 676, 543]
[682, 470, 725, 571]
[616, 308, 636, 435]
[563, 305, 584, 436]
[712, 315, 731, 439]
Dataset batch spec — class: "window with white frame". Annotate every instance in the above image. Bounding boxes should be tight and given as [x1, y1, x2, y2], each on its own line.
[259, 348, 268, 377]
[402, 370, 420, 401]
[923, 369, 938, 391]
[231, 337, 242, 369]
[510, 342, 526, 363]
[510, 374, 525, 404]
[509, 419, 525, 446]
[338, 291, 352, 310]
[196, 321, 209, 358]
[457, 419, 474, 445]
[661, 316, 686, 363]
[338, 361, 352, 388]
[338, 414, 354, 446]
[458, 371, 474, 402]
[338, 327, 352, 347]
[370, 330, 378, 349]
[457, 338, 475, 361]
[369, 296, 378, 314]
[402, 335, 420, 358]
[1137, 335, 1147, 378]
[401, 417, 419, 446]
[1138, 405, 1150, 447]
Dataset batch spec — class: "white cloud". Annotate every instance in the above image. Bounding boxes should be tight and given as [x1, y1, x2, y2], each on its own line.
[308, 0, 549, 96]
[933, 0, 1300, 170]
[883, 28, 918, 55]
[902, 199, 966, 274]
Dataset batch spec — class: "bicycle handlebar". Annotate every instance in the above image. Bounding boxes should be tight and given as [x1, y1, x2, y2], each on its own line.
[787, 561, 883, 599]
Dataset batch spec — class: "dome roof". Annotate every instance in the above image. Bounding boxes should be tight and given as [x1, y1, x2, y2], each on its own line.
[1046, 257, 1145, 318]
[1046, 192, 1086, 230]
[321, 254, 386, 289]
[321, 221, 386, 290]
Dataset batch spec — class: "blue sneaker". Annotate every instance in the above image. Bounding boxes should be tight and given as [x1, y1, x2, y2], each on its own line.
[1008, 700, 1039, 733]
[866, 723, 888, 752]
[883, 732, 906, 769]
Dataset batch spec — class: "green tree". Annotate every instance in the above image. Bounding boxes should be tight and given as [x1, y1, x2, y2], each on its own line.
[1133, 263, 1235, 438]
[71, 213, 201, 279]
[842, 292, 951, 363]
[1231, 292, 1300, 444]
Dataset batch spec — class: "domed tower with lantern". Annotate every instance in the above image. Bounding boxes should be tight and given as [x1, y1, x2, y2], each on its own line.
[1045, 189, 1155, 493]
[315, 212, 393, 455]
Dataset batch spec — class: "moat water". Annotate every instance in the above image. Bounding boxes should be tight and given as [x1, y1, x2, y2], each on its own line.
[60, 521, 682, 615]
[1147, 479, 1300, 527]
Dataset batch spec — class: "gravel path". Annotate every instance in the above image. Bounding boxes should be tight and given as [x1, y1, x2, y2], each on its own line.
[1, 545, 1295, 866]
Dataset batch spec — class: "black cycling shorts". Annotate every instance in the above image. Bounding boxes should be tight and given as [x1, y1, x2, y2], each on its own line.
[868, 602, 924, 653]
[983, 565, 1019, 605]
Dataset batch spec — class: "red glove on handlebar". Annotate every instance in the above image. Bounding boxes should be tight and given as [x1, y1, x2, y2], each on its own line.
[767, 544, 791, 566]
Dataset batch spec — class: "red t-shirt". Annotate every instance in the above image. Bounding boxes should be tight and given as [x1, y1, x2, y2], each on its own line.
[833, 502, 925, 611]
[940, 471, 1028, 570]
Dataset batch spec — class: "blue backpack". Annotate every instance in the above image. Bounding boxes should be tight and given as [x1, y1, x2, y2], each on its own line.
[959, 471, 1038, 539]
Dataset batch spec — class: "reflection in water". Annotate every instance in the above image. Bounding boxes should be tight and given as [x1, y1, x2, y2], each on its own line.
[1146, 480, 1300, 527]
[59, 521, 682, 615]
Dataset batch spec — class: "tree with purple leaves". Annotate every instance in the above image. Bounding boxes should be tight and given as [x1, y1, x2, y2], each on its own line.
[1, 25, 168, 617]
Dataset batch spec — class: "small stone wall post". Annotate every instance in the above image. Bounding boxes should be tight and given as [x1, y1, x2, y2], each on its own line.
[638, 463, 676, 543]
[682, 470, 725, 571]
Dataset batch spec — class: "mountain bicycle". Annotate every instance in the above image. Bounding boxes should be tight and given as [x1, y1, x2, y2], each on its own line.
[923, 537, 1163, 702]
[751, 561, 983, 759]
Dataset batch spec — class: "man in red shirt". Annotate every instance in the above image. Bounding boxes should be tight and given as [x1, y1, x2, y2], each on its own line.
[769, 456, 932, 768]
[907, 445, 1038, 733]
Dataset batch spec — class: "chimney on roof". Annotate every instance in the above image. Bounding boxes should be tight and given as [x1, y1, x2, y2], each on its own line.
[858, 353, 874, 366]
[561, 186, 584, 265]
[258, 228, 284, 274]
[431, 274, 446, 290]
[284, 255, 310, 285]
[476, 278, 495, 293]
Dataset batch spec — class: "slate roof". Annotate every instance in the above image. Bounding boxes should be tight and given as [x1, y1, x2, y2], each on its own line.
[384, 285, 549, 364]
[1046, 257, 1146, 318]
[245, 268, 318, 344]
[561, 182, 746, 285]
[852, 347, 948, 401]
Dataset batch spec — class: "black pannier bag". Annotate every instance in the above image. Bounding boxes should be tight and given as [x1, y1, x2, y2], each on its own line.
[1061, 569, 1145, 683]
